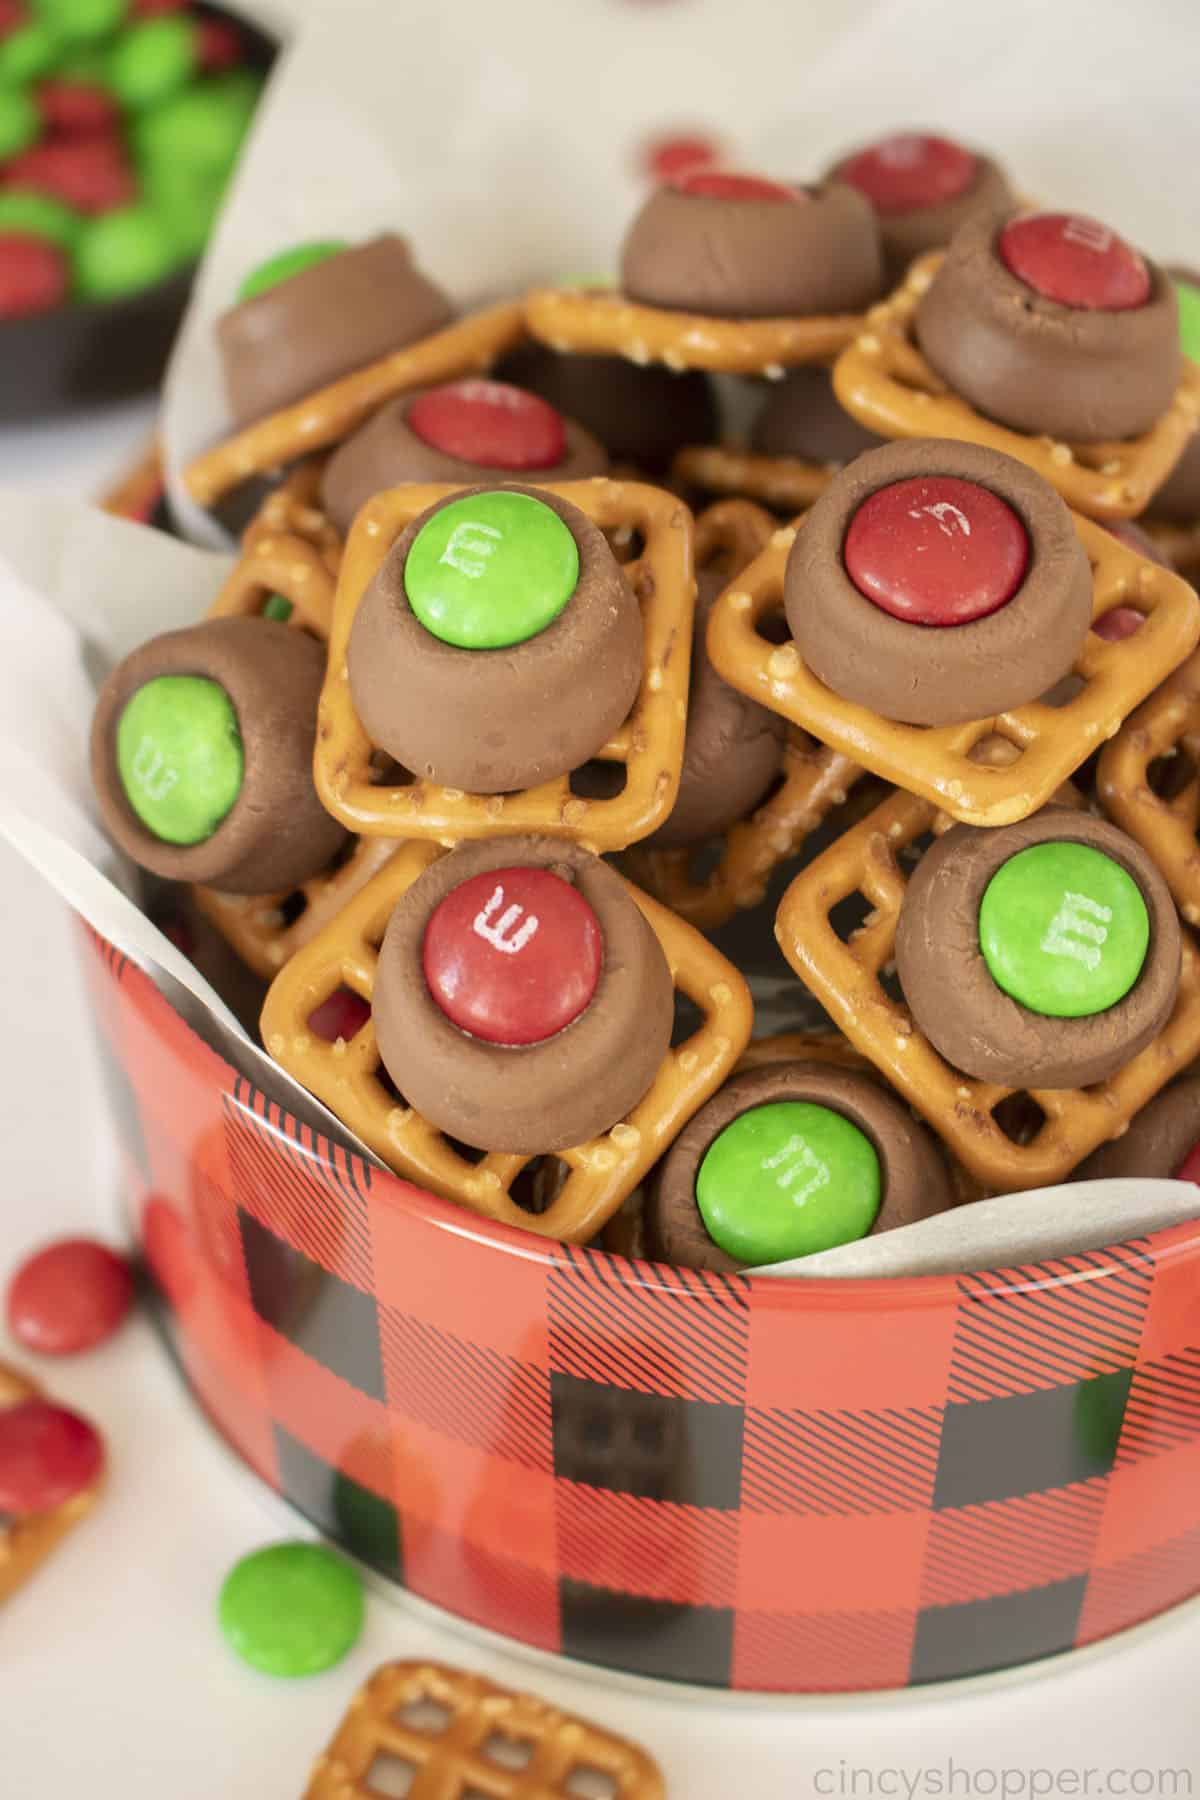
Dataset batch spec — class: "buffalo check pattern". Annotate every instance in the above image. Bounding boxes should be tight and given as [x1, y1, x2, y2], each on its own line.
[82, 926, 1200, 1693]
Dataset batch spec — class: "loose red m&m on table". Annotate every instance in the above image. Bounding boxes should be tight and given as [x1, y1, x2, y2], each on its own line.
[838, 132, 976, 213]
[423, 866, 603, 1046]
[673, 167, 799, 204]
[0, 231, 68, 316]
[408, 379, 568, 470]
[843, 475, 1029, 625]
[999, 212, 1151, 311]
[7, 1237, 134, 1354]
[0, 1398, 103, 1514]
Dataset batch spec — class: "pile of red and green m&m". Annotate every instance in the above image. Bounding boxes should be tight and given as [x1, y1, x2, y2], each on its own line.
[0, 0, 264, 317]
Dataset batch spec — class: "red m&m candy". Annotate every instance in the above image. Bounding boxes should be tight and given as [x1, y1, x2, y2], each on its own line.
[308, 986, 371, 1043]
[643, 130, 720, 184]
[1174, 1143, 1200, 1185]
[839, 133, 976, 214]
[1093, 606, 1144, 643]
[423, 866, 603, 1046]
[844, 475, 1029, 625]
[0, 1399, 103, 1515]
[673, 168, 799, 204]
[3, 137, 135, 213]
[0, 231, 67, 316]
[7, 1237, 134, 1355]
[196, 16, 242, 73]
[408, 379, 568, 471]
[37, 79, 118, 136]
[999, 212, 1151, 311]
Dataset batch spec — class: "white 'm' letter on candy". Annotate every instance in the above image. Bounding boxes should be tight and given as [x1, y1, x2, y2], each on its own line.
[762, 1135, 832, 1207]
[131, 737, 179, 803]
[473, 884, 540, 955]
[439, 520, 503, 580]
[1040, 890, 1112, 970]
[1062, 217, 1114, 255]
[909, 502, 971, 538]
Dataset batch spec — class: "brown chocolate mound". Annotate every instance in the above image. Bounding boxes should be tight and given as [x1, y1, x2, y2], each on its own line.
[915, 210, 1181, 444]
[346, 485, 643, 793]
[620, 182, 884, 320]
[824, 148, 1014, 284]
[644, 1061, 953, 1273]
[749, 364, 885, 466]
[895, 809, 1181, 1089]
[90, 617, 347, 894]
[218, 235, 455, 429]
[491, 343, 719, 474]
[320, 389, 608, 536]
[1075, 1076, 1200, 1181]
[785, 437, 1094, 727]
[372, 835, 674, 1154]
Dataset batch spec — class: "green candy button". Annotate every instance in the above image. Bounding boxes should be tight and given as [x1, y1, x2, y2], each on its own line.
[696, 1101, 882, 1266]
[1176, 278, 1200, 367]
[238, 238, 349, 304]
[116, 675, 244, 846]
[979, 841, 1149, 1019]
[218, 1541, 364, 1678]
[405, 491, 579, 650]
[262, 593, 294, 622]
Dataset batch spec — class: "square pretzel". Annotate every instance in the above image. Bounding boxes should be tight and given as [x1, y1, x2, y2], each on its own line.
[314, 479, 696, 852]
[206, 526, 339, 640]
[304, 1661, 665, 1800]
[774, 784, 1200, 1192]
[524, 284, 864, 377]
[1099, 648, 1200, 927]
[0, 1363, 102, 1606]
[832, 253, 1200, 521]
[707, 510, 1200, 828]
[672, 442, 836, 512]
[184, 299, 527, 509]
[260, 843, 752, 1244]
[193, 837, 397, 981]
[240, 459, 343, 576]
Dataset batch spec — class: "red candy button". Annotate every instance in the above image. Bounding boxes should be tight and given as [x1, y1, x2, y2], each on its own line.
[3, 138, 136, 214]
[408, 379, 568, 471]
[1094, 605, 1145, 642]
[37, 81, 119, 137]
[839, 133, 976, 214]
[422, 866, 603, 1047]
[999, 212, 1151, 311]
[308, 986, 371, 1043]
[844, 475, 1030, 626]
[0, 233, 67, 317]
[7, 1237, 134, 1355]
[0, 1400, 103, 1516]
[1175, 1143, 1200, 1185]
[673, 168, 799, 204]
[643, 130, 720, 183]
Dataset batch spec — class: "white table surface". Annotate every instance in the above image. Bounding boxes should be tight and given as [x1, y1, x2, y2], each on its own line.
[2, 418, 1199, 1798]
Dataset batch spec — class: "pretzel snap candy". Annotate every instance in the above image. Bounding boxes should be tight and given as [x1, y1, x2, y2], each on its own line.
[260, 838, 752, 1243]
[184, 298, 526, 509]
[832, 253, 1200, 520]
[314, 478, 695, 852]
[706, 468, 1200, 827]
[0, 1361, 104, 1606]
[303, 1660, 665, 1800]
[1098, 647, 1200, 928]
[774, 782, 1200, 1192]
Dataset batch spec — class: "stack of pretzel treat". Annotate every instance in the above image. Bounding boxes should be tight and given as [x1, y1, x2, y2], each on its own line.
[89, 131, 1200, 1275]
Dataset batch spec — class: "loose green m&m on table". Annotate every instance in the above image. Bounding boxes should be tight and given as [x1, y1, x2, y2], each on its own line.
[217, 1541, 364, 1678]
[979, 841, 1149, 1018]
[237, 238, 348, 303]
[115, 674, 243, 845]
[1175, 277, 1200, 366]
[695, 1101, 882, 1265]
[405, 490, 580, 650]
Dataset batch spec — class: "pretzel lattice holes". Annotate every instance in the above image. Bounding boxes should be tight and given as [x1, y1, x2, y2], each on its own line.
[774, 784, 1200, 1192]
[0, 1362, 102, 1605]
[1099, 648, 1200, 927]
[304, 1661, 665, 1800]
[260, 843, 752, 1244]
[315, 479, 696, 852]
[707, 512, 1200, 828]
[240, 458, 343, 575]
[831, 253, 1200, 521]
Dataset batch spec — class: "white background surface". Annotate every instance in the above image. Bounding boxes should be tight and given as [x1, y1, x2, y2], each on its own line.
[0, 431, 1198, 1795]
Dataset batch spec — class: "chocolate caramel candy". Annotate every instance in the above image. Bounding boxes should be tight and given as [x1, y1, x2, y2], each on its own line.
[320, 379, 608, 536]
[620, 170, 884, 320]
[1147, 267, 1200, 524]
[347, 485, 643, 793]
[645, 1062, 951, 1272]
[785, 438, 1093, 726]
[749, 364, 884, 467]
[916, 210, 1181, 443]
[372, 836, 674, 1154]
[90, 617, 347, 894]
[827, 132, 1014, 283]
[1075, 1076, 1200, 1182]
[896, 809, 1181, 1089]
[218, 234, 455, 428]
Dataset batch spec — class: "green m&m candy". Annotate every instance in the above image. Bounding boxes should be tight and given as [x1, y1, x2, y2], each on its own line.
[262, 594, 294, 623]
[404, 491, 580, 650]
[1175, 277, 1200, 367]
[979, 841, 1149, 1019]
[217, 1541, 364, 1678]
[133, 71, 261, 175]
[0, 192, 81, 253]
[115, 675, 243, 846]
[696, 1101, 882, 1265]
[106, 16, 195, 111]
[31, 0, 126, 45]
[0, 87, 41, 161]
[0, 22, 62, 86]
[74, 202, 179, 299]
[237, 238, 349, 304]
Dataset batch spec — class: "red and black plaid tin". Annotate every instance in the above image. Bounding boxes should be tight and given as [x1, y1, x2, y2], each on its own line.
[82, 924, 1200, 1694]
